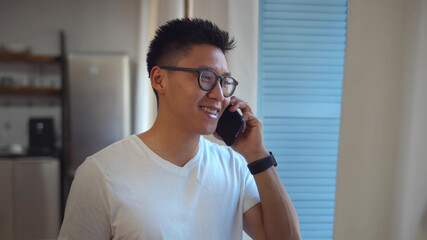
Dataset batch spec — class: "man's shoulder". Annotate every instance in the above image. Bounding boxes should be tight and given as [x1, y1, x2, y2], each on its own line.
[79, 135, 141, 172]
[200, 136, 246, 164]
[91, 135, 139, 158]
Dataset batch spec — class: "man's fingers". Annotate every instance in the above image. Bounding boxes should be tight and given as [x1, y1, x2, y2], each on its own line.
[229, 96, 252, 113]
[241, 111, 249, 133]
[241, 111, 260, 133]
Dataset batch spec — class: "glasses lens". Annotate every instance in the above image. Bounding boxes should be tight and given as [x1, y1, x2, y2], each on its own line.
[199, 70, 217, 90]
[222, 77, 236, 96]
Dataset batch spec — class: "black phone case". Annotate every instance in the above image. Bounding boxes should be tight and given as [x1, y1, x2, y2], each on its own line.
[216, 105, 244, 146]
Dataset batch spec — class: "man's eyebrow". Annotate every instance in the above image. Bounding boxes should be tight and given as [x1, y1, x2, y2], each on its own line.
[199, 65, 231, 76]
[222, 71, 232, 77]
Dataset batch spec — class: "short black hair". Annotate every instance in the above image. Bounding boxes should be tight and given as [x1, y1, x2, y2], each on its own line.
[146, 18, 236, 105]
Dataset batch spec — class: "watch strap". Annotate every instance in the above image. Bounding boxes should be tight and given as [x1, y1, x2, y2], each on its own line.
[247, 152, 277, 175]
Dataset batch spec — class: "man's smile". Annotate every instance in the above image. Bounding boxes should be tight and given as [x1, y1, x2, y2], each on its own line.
[200, 106, 220, 116]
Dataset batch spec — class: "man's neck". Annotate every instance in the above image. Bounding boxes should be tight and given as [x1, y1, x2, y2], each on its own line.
[137, 119, 200, 167]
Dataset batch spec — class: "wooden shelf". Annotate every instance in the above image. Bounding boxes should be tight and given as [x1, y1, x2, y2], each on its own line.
[0, 54, 60, 63]
[0, 87, 61, 95]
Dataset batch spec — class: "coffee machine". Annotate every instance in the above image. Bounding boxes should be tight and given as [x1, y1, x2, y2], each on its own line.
[28, 118, 55, 156]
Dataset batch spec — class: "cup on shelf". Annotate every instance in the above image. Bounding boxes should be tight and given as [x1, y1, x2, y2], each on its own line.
[18, 75, 30, 88]
[8, 143, 25, 155]
[2, 43, 31, 55]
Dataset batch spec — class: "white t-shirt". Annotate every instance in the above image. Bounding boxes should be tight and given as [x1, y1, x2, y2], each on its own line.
[58, 135, 260, 240]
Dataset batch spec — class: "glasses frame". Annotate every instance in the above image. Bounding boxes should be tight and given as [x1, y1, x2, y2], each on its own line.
[160, 66, 238, 97]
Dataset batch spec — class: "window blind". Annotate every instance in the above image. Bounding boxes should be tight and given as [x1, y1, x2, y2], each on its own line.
[258, 0, 348, 239]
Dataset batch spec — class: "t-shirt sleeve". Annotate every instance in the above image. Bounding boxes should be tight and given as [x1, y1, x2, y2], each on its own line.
[58, 157, 111, 239]
[234, 152, 261, 213]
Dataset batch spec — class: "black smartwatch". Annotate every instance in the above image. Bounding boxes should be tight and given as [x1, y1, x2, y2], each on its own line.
[247, 152, 277, 175]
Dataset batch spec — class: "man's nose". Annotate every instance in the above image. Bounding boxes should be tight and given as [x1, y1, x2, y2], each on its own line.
[207, 80, 225, 101]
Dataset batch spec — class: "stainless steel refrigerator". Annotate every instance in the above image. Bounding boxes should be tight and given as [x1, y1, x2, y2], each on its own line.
[67, 52, 131, 173]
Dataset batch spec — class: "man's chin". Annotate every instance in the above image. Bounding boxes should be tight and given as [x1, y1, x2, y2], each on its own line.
[201, 130, 215, 136]
[200, 127, 216, 136]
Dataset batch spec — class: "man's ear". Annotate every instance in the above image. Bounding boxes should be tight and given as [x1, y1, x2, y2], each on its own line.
[150, 66, 166, 95]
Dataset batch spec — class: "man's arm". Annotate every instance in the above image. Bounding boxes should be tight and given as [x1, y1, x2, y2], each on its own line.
[227, 97, 301, 240]
[243, 162, 301, 240]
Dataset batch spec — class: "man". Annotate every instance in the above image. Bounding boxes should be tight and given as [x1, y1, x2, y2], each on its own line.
[59, 18, 300, 240]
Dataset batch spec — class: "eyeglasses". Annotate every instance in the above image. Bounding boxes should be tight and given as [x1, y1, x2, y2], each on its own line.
[160, 66, 238, 97]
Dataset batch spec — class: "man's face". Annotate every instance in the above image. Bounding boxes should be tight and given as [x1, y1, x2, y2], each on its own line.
[160, 44, 232, 136]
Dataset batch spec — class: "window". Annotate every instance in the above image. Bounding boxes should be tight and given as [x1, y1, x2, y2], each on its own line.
[258, 0, 348, 239]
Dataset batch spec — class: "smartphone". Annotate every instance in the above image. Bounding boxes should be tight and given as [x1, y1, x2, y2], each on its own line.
[216, 105, 245, 146]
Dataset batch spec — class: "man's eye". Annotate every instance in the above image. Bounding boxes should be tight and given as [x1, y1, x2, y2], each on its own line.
[201, 75, 213, 83]
[223, 80, 233, 85]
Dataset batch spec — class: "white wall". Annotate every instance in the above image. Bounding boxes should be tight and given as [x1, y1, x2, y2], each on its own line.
[394, 0, 427, 239]
[193, 0, 229, 31]
[334, 0, 404, 238]
[334, 0, 427, 239]
[227, 0, 259, 114]
[0, 0, 139, 58]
